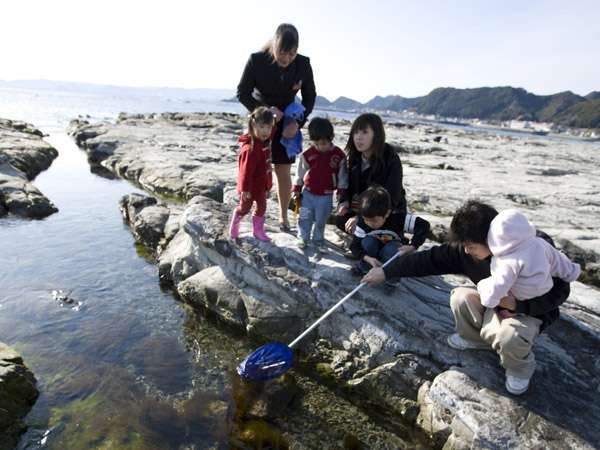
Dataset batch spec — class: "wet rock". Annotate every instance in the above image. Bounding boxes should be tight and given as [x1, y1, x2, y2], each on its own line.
[237, 376, 300, 420]
[0, 342, 39, 450]
[177, 266, 248, 328]
[52, 289, 75, 305]
[118, 193, 170, 252]
[0, 119, 58, 219]
[118, 193, 157, 222]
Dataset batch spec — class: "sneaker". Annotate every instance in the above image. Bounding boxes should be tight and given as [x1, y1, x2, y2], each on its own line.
[279, 222, 291, 233]
[446, 333, 491, 351]
[296, 237, 307, 249]
[505, 374, 530, 395]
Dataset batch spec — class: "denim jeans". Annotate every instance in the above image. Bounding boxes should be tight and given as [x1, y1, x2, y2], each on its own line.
[298, 190, 333, 242]
[361, 236, 400, 262]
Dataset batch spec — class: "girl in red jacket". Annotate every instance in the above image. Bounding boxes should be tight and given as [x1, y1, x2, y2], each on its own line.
[229, 107, 276, 241]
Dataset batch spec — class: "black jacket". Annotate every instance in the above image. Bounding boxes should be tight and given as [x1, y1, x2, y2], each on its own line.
[383, 234, 570, 329]
[350, 213, 430, 259]
[341, 143, 407, 215]
[237, 51, 316, 125]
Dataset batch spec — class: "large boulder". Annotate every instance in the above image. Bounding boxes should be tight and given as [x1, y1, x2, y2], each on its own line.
[0, 342, 38, 450]
[0, 119, 58, 218]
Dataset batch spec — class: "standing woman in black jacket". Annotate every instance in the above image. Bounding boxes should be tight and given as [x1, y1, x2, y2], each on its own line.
[237, 23, 316, 231]
[336, 113, 407, 235]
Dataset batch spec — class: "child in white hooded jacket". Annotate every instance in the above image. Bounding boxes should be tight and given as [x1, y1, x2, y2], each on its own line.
[477, 209, 581, 310]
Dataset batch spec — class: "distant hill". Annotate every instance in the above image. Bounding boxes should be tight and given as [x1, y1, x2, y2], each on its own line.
[315, 95, 332, 108]
[331, 96, 363, 110]
[585, 91, 600, 100]
[553, 99, 600, 129]
[365, 95, 420, 111]
[319, 87, 600, 130]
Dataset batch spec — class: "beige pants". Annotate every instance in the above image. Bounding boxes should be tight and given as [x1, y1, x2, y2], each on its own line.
[450, 287, 542, 379]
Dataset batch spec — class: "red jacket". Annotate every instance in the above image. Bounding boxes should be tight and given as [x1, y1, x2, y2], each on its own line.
[293, 145, 348, 197]
[236, 134, 272, 195]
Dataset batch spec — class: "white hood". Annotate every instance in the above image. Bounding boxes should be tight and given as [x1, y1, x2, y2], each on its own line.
[487, 209, 536, 256]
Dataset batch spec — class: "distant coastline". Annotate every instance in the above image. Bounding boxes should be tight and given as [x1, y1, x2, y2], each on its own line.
[2, 79, 597, 138]
[225, 86, 600, 138]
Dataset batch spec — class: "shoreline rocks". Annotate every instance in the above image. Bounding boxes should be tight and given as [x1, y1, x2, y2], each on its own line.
[72, 112, 600, 449]
[0, 342, 39, 450]
[0, 118, 58, 219]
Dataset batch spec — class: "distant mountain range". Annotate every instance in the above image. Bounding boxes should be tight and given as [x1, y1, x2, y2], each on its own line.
[315, 87, 600, 129]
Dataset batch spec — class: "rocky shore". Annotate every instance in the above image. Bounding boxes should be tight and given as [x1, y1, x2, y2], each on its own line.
[0, 343, 39, 450]
[0, 118, 58, 218]
[70, 112, 600, 449]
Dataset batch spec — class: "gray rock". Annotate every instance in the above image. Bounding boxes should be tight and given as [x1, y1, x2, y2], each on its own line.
[0, 342, 39, 450]
[0, 118, 58, 218]
[177, 266, 247, 328]
[417, 369, 595, 450]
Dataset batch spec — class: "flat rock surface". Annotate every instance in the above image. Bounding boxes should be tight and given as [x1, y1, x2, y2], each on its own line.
[0, 118, 58, 218]
[73, 113, 600, 449]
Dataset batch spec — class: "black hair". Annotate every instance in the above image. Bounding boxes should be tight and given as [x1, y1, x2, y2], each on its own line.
[308, 117, 334, 141]
[450, 200, 499, 245]
[345, 113, 386, 178]
[359, 186, 391, 218]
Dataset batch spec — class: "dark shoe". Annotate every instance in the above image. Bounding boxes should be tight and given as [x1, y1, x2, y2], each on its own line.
[279, 222, 291, 233]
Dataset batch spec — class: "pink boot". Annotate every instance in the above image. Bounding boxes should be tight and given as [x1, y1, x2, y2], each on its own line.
[252, 215, 271, 242]
[229, 211, 243, 239]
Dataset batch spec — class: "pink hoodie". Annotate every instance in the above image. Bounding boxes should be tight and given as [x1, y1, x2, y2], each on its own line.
[477, 209, 581, 308]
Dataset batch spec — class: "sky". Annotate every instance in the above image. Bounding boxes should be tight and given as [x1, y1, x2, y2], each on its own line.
[1, 0, 599, 102]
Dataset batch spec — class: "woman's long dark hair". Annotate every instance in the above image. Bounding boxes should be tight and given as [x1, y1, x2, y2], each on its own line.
[345, 113, 387, 180]
[262, 23, 299, 57]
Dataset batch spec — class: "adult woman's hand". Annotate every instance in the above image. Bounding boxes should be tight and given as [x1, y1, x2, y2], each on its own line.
[269, 106, 284, 122]
[344, 216, 358, 234]
[282, 120, 299, 138]
[362, 267, 386, 285]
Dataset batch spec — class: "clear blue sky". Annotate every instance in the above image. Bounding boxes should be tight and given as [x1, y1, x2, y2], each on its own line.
[1, 0, 598, 102]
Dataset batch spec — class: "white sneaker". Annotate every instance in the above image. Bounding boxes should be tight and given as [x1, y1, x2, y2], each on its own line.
[447, 333, 491, 350]
[505, 374, 530, 395]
